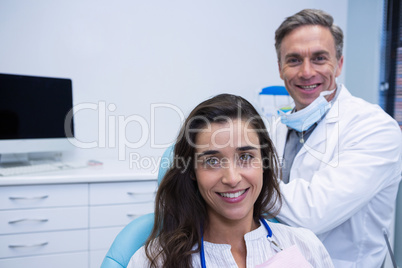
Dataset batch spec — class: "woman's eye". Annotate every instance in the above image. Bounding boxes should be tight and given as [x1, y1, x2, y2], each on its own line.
[239, 153, 253, 162]
[205, 157, 219, 167]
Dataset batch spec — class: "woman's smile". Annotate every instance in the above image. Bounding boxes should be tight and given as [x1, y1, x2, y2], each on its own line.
[217, 188, 249, 203]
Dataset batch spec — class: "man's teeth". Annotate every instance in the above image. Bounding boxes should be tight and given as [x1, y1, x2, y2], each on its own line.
[220, 190, 246, 198]
[300, 84, 318, 90]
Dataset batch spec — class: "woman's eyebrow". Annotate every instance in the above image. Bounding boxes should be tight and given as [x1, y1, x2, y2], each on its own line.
[236, 146, 258, 152]
[197, 150, 220, 158]
[196, 146, 257, 158]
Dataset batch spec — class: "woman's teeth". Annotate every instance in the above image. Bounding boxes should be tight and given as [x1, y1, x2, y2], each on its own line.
[219, 190, 246, 198]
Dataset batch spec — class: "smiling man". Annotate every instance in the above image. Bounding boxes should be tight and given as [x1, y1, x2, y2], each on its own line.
[270, 9, 402, 268]
[278, 24, 342, 111]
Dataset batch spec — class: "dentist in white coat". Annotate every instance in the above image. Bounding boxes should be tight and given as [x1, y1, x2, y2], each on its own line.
[270, 9, 402, 268]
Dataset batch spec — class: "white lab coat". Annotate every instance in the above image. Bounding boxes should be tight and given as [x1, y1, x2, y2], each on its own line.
[270, 85, 402, 268]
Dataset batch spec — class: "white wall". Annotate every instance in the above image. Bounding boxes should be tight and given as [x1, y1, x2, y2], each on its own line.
[0, 0, 348, 161]
[344, 0, 384, 104]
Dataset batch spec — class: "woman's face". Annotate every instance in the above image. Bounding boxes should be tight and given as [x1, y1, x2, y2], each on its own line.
[194, 119, 263, 224]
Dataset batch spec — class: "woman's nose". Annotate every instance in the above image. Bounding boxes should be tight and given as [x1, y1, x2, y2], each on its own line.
[221, 163, 241, 187]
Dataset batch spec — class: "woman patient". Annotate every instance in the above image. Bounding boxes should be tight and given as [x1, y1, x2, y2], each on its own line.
[128, 94, 333, 267]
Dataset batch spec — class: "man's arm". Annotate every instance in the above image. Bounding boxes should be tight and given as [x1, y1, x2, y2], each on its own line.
[277, 111, 402, 234]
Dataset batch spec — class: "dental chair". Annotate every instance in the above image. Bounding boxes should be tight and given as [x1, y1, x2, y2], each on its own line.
[100, 145, 174, 268]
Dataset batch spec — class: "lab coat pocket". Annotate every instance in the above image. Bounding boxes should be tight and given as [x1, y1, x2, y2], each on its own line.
[255, 245, 312, 268]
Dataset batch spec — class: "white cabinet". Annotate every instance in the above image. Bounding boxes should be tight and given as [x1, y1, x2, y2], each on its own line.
[0, 230, 88, 259]
[88, 181, 157, 268]
[0, 252, 88, 268]
[0, 179, 157, 268]
[0, 184, 88, 210]
[0, 184, 89, 268]
[0, 207, 88, 234]
[90, 181, 156, 205]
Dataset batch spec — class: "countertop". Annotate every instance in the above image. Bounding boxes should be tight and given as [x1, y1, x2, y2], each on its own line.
[0, 159, 158, 186]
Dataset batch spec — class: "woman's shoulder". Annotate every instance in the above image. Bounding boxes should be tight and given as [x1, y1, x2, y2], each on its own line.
[127, 240, 165, 268]
[127, 246, 149, 268]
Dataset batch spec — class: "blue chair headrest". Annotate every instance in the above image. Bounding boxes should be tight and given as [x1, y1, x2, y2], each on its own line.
[157, 144, 175, 185]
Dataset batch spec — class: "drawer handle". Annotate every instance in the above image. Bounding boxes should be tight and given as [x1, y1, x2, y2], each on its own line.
[9, 195, 49, 200]
[9, 242, 48, 248]
[127, 192, 155, 196]
[8, 218, 49, 224]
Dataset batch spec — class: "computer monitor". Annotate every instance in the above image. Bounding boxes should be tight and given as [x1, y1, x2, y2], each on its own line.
[0, 73, 75, 163]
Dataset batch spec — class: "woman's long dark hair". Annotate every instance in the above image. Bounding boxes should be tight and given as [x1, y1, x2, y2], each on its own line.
[144, 94, 282, 268]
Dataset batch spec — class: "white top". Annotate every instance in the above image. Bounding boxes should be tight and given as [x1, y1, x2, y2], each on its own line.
[271, 85, 402, 268]
[127, 220, 334, 267]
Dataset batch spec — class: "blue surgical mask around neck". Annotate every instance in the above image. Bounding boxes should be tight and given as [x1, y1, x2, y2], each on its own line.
[279, 89, 335, 132]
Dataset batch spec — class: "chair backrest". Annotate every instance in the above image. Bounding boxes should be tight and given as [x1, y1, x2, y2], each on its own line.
[100, 145, 175, 268]
[100, 213, 154, 268]
[157, 144, 174, 184]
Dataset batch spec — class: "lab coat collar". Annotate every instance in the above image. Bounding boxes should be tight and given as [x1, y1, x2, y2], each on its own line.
[273, 84, 348, 160]
[293, 85, 347, 160]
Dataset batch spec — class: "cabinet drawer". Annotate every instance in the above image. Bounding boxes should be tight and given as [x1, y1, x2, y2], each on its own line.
[0, 251, 88, 268]
[0, 184, 88, 210]
[0, 229, 88, 258]
[90, 202, 154, 228]
[90, 181, 157, 205]
[89, 226, 123, 250]
[0, 207, 88, 235]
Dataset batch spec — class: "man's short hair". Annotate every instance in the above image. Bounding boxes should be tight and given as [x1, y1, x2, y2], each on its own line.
[275, 9, 344, 61]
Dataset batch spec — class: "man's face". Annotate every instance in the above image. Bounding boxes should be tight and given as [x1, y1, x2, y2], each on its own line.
[278, 25, 344, 111]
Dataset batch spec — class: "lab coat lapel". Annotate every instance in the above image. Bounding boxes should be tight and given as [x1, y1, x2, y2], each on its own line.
[295, 118, 331, 161]
[293, 87, 343, 163]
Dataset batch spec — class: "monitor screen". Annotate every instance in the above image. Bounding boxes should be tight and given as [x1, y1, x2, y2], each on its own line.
[0, 73, 75, 155]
